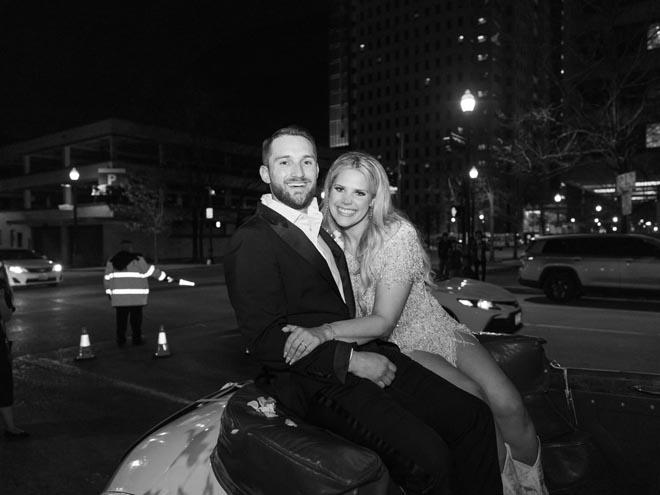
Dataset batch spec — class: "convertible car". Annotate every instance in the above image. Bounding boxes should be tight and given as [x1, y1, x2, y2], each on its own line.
[101, 333, 660, 495]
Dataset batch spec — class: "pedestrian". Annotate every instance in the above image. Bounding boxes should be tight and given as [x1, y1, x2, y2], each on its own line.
[224, 126, 501, 494]
[473, 230, 488, 281]
[448, 238, 463, 277]
[103, 240, 171, 347]
[0, 262, 28, 439]
[437, 231, 450, 279]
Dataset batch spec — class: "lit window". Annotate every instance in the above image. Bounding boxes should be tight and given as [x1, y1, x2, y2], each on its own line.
[458, 34, 465, 43]
[478, 17, 487, 25]
[646, 123, 660, 148]
[648, 23, 660, 50]
[359, 43, 366, 51]
[424, 77, 431, 86]
[477, 53, 489, 61]
[477, 35, 486, 43]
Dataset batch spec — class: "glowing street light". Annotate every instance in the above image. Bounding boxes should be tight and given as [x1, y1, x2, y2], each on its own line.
[553, 193, 562, 232]
[68, 167, 79, 267]
[460, 90, 476, 113]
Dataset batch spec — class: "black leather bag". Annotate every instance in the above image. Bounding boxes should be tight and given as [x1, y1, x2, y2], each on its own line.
[212, 383, 393, 495]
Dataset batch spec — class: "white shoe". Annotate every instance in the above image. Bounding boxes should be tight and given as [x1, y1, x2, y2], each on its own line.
[502, 443, 524, 495]
[512, 437, 549, 495]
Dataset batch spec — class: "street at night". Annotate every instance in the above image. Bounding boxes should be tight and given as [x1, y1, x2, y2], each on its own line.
[1, 257, 659, 494]
[0, 1, 659, 494]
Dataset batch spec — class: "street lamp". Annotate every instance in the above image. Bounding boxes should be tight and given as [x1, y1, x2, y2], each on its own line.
[69, 167, 79, 267]
[460, 90, 476, 246]
[206, 187, 216, 264]
[468, 165, 479, 244]
[554, 193, 562, 233]
[460, 90, 476, 113]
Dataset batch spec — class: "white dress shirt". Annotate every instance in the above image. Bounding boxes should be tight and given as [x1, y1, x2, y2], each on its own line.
[261, 194, 346, 302]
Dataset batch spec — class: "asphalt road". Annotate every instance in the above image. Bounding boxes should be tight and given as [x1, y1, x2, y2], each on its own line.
[2, 264, 261, 495]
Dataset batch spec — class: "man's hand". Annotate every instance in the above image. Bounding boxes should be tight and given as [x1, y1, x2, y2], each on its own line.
[348, 351, 397, 388]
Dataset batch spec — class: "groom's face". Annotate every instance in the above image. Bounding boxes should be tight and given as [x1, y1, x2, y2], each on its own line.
[260, 135, 319, 211]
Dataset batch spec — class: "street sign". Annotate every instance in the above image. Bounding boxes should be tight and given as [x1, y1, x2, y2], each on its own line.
[616, 171, 636, 195]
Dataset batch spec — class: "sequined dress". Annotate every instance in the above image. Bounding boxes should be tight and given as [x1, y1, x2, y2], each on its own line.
[346, 222, 472, 366]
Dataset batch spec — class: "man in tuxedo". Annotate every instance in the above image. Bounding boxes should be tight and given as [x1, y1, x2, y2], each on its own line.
[224, 126, 501, 495]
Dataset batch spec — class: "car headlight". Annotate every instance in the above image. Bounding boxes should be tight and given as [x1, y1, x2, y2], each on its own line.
[8, 265, 27, 274]
[457, 298, 500, 310]
[52, 263, 63, 272]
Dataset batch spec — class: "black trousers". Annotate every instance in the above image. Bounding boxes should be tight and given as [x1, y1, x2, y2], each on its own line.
[474, 259, 486, 281]
[115, 306, 143, 343]
[305, 345, 502, 495]
[0, 322, 13, 407]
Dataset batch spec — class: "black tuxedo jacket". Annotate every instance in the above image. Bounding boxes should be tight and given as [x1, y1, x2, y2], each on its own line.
[224, 203, 358, 415]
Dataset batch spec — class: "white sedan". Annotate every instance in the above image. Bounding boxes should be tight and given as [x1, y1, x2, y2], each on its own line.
[0, 248, 63, 287]
[432, 277, 523, 333]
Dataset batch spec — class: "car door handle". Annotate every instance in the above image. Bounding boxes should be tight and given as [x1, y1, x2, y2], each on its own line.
[633, 385, 660, 396]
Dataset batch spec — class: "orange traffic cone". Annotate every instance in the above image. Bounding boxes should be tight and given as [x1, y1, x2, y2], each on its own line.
[74, 327, 95, 361]
[154, 324, 171, 358]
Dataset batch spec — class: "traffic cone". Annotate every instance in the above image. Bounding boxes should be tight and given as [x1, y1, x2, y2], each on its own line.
[74, 327, 95, 361]
[154, 324, 171, 358]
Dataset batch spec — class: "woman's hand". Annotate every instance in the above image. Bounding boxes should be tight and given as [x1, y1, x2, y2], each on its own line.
[282, 324, 333, 364]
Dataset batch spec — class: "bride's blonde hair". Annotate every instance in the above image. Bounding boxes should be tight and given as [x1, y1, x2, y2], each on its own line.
[321, 151, 434, 309]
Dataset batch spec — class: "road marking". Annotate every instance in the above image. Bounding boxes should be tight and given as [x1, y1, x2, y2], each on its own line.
[524, 323, 651, 336]
[23, 356, 191, 405]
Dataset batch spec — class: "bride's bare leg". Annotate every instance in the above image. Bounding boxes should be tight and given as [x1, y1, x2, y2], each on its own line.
[406, 349, 506, 470]
[453, 333, 539, 465]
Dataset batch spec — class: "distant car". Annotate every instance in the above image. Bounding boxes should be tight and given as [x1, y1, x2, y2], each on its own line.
[518, 233, 660, 303]
[0, 248, 63, 287]
[432, 277, 523, 333]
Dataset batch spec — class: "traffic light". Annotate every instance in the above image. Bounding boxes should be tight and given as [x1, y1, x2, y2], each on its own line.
[450, 205, 459, 224]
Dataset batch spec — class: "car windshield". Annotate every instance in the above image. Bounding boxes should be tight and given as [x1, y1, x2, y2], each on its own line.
[0, 249, 43, 260]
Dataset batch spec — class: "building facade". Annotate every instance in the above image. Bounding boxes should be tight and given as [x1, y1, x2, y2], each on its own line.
[0, 120, 336, 267]
[328, 0, 558, 243]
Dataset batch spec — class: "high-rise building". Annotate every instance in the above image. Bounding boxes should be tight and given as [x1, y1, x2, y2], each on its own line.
[329, 0, 559, 242]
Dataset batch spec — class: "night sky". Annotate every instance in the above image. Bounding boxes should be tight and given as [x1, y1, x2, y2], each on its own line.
[0, 1, 332, 147]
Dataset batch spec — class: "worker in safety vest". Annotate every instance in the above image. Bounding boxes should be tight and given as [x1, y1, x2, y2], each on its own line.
[104, 240, 171, 347]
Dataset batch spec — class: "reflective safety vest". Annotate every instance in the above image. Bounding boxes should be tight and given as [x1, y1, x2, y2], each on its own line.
[104, 256, 167, 307]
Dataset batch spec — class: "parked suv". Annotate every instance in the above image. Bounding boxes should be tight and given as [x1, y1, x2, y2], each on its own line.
[519, 233, 660, 303]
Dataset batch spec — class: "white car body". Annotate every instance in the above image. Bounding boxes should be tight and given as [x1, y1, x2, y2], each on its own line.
[0, 248, 63, 287]
[102, 383, 241, 495]
[432, 277, 523, 333]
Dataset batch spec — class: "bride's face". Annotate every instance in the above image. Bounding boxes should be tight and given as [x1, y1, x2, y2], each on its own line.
[328, 168, 374, 233]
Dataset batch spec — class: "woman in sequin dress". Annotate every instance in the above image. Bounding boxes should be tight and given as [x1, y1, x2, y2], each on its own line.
[282, 151, 548, 495]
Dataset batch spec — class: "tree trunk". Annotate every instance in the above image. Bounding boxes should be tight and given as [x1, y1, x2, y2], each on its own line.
[153, 232, 159, 264]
